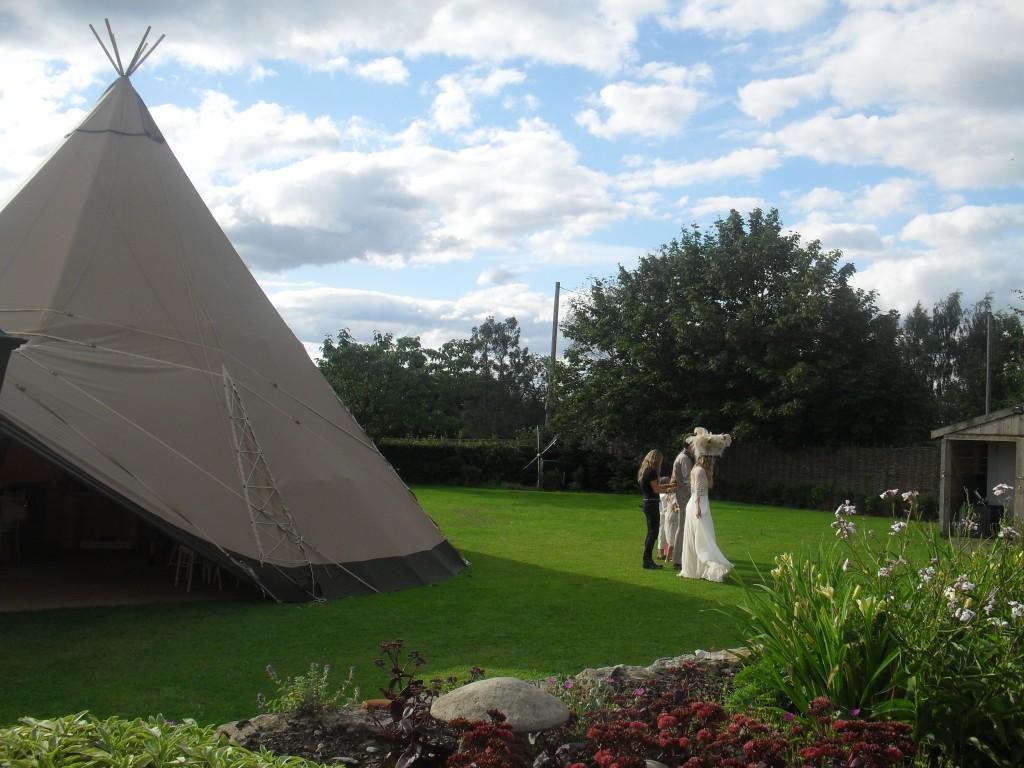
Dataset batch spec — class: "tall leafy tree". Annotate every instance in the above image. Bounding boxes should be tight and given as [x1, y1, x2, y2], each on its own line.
[900, 291, 1024, 425]
[318, 317, 546, 439]
[318, 330, 458, 439]
[555, 209, 927, 449]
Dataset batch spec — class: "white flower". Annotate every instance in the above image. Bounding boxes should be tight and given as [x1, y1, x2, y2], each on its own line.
[831, 519, 855, 539]
[835, 500, 857, 517]
[953, 575, 975, 593]
[992, 483, 1013, 498]
[880, 488, 899, 500]
[842, 558, 851, 572]
[1010, 601, 1024, 620]
[989, 617, 1009, 628]
[956, 608, 976, 623]
[984, 600, 996, 615]
[889, 521, 907, 535]
[877, 566, 892, 578]
[918, 566, 936, 583]
[944, 586, 957, 601]
[901, 490, 919, 502]
[998, 526, 1021, 541]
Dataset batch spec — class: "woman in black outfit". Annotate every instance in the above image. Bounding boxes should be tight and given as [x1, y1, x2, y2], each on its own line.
[637, 449, 676, 569]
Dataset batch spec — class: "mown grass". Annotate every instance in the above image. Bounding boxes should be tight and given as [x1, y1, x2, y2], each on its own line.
[0, 487, 907, 726]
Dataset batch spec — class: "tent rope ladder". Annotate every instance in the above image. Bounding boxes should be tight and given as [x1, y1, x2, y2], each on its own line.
[222, 365, 315, 578]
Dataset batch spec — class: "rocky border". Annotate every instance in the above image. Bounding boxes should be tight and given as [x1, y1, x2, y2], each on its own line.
[217, 648, 748, 765]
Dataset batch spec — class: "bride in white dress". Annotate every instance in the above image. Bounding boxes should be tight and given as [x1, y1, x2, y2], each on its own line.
[679, 428, 733, 583]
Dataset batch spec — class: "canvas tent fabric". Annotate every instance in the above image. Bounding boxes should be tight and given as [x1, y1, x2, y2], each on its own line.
[0, 75, 465, 601]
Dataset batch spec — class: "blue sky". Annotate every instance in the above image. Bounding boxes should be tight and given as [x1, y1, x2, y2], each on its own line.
[0, 1, 1021, 358]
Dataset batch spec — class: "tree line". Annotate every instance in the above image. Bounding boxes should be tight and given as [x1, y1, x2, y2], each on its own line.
[318, 317, 546, 440]
[319, 209, 1023, 449]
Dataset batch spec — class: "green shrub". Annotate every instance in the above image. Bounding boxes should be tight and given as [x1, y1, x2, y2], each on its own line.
[737, 545, 912, 721]
[258, 662, 358, 720]
[0, 712, 320, 767]
[737, 495, 1024, 767]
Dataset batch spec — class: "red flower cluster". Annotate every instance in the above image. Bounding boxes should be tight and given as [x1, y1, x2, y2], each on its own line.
[446, 714, 531, 768]
[442, 677, 917, 768]
[797, 718, 915, 768]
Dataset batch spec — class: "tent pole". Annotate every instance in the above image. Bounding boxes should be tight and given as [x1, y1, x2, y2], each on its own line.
[89, 24, 119, 74]
[104, 18, 124, 75]
[125, 26, 151, 75]
[132, 34, 165, 73]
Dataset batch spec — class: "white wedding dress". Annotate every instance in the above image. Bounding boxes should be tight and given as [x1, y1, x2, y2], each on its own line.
[678, 465, 733, 582]
[658, 493, 680, 555]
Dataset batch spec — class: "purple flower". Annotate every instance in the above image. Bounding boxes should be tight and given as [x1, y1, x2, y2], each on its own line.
[850, 708, 861, 717]
[563, 679, 575, 690]
[784, 712, 795, 721]
[633, 687, 645, 697]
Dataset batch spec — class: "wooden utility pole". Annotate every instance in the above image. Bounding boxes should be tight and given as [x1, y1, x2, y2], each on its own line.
[545, 281, 560, 425]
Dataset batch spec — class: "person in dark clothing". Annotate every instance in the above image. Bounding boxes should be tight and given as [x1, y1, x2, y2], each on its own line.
[637, 449, 676, 569]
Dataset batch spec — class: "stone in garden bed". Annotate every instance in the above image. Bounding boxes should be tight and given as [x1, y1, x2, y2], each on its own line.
[430, 676, 570, 732]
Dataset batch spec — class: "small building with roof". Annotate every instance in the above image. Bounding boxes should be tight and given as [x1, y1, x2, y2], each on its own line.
[931, 404, 1023, 535]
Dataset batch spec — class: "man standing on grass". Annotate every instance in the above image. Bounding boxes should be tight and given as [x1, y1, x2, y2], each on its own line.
[670, 436, 694, 571]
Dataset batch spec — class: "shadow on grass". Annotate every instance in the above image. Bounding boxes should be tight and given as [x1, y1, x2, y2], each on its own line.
[0, 549, 759, 727]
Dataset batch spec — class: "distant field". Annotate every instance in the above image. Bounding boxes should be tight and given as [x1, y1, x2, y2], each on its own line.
[0, 486, 904, 725]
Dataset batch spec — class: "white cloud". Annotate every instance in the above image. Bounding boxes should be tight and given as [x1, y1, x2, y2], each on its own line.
[762, 106, 1024, 188]
[665, 0, 829, 35]
[151, 92, 344, 186]
[690, 195, 764, 217]
[900, 204, 1024, 250]
[792, 212, 885, 253]
[821, 2, 1024, 112]
[576, 82, 703, 139]
[791, 186, 845, 211]
[263, 280, 558, 353]
[0, 1, 660, 75]
[575, 61, 710, 140]
[355, 57, 409, 84]
[850, 203, 1024, 314]
[634, 60, 712, 85]
[169, 99, 629, 270]
[852, 177, 920, 219]
[248, 63, 278, 82]
[741, 1, 1024, 186]
[477, 266, 524, 285]
[0, 50, 98, 200]
[738, 73, 825, 122]
[432, 76, 474, 133]
[431, 68, 526, 133]
[619, 147, 781, 189]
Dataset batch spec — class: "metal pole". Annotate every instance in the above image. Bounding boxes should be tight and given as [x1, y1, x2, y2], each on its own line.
[545, 281, 560, 425]
[985, 311, 992, 415]
[536, 425, 543, 490]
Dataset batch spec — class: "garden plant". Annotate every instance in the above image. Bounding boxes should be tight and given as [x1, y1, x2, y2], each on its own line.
[735, 488, 1024, 767]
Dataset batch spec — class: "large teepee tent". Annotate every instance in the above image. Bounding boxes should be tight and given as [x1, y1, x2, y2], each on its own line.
[0, 24, 464, 601]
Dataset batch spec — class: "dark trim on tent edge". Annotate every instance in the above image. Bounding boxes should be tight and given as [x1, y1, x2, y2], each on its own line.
[0, 414, 466, 602]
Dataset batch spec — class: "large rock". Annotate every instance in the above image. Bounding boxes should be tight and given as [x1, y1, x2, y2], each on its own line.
[430, 677, 570, 732]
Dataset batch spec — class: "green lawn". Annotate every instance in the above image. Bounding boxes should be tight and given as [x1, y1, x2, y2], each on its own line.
[0, 487, 902, 726]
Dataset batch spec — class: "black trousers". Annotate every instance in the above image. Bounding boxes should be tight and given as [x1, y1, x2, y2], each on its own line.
[641, 499, 660, 563]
